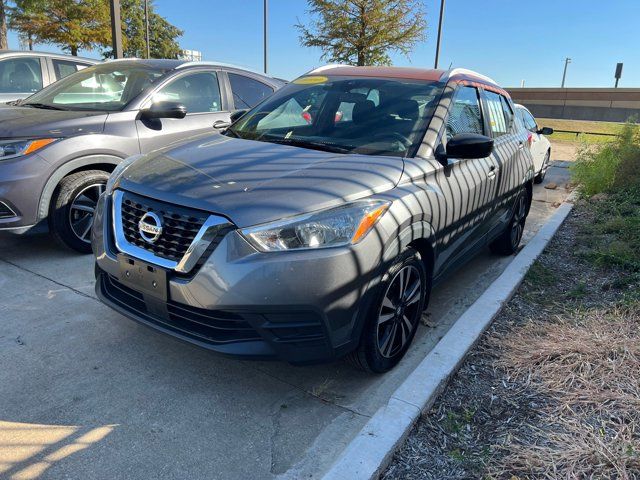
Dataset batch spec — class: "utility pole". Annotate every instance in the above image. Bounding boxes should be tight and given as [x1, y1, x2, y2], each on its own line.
[144, 0, 150, 59]
[433, 0, 445, 69]
[561, 57, 571, 88]
[109, 0, 123, 59]
[263, 0, 268, 74]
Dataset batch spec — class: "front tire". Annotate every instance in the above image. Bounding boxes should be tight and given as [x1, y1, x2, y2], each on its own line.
[349, 247, 428, 373]
[534, 151, 550, 184]
[50, 170, 109, 254]
[490, 186, 529, 255]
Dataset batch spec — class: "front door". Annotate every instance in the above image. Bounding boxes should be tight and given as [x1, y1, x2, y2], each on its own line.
[136, 70, 231, 153]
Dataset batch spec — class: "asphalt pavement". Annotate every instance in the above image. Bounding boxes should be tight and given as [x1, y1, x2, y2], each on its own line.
[0, 150, 572, 480]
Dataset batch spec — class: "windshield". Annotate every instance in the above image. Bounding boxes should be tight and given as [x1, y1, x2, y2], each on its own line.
[227, 76, 443, 157]
[22, 63, 169, 112]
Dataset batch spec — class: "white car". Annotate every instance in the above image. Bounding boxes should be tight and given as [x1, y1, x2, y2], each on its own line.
[515, 104, 553, 183]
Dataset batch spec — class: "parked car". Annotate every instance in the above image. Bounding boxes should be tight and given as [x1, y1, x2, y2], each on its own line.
[92, 66, 535, 373]
[0, 50, 98, 103]
[0, 59, 284, 252]
[515, 104, 553, 183]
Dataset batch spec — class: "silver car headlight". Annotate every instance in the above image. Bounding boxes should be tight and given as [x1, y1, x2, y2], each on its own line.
[105, 154, 143, 194]
[0, 138, 60, 161]
[241, 200, 391, 252]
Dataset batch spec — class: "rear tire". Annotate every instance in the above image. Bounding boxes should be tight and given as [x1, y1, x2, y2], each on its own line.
[349, 247, 428, 373]
[490, 186, 529, 255]
[50, 170, 109, 254]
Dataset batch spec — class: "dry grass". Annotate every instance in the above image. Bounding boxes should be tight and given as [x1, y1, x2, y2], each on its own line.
[490, 305, 640, 479]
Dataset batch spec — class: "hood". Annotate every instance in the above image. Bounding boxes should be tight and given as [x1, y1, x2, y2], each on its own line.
[119, 134, 404, 228]
[0, 105, 107, 138]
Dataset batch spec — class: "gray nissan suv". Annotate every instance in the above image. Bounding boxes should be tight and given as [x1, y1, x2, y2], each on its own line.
[93, 66, 535, 373]
[0, 59, 283, 252]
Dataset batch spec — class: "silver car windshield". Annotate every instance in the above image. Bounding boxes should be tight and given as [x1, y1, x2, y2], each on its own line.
[22, 63, 169, 112]
[228, 76, 443, 157]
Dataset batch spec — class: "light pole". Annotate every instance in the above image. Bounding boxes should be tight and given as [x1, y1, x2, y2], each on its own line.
[263, 0, 268, 74]
[561, 57, 571, 88]
[144, 0, 150, 59]
[434, 0, 445, 69]
[109, 0, 123, 59]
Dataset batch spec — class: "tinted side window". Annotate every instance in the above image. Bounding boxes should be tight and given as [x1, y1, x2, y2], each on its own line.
[0, 57, 43, 93]
[484, 90, 508, 137]
[52, 59, 90, 80]
[446, 86, 483, 139]
[153, 72, 222, 113]
[228, 73, 273, 109]
[500, 95, 514, 132]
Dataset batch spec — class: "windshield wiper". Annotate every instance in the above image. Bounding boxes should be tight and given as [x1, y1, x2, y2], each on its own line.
[261, 136, 352, 154]
[22, 103, 68, 111]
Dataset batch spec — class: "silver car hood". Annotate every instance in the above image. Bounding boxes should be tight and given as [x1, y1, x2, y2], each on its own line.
[0, 105, 107, 137]
[118, 134, 404, 228]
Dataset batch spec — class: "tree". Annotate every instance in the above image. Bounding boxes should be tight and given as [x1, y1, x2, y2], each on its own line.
[0, 1, 8, 49]
[9, 0, 111, 55]
[296, 0, 427, 66]
[101, 0, 183, 59]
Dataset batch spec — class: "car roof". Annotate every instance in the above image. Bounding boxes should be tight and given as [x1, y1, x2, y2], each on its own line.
[307, 65, 506, 95]
[0, 50, 98, 63]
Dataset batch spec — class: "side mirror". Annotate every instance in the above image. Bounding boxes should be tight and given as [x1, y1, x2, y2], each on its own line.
[438, 133, 494, 162]
[140, 101, 187, 120]
[537, 126, 553, 135]
[230, 109, 248, 123]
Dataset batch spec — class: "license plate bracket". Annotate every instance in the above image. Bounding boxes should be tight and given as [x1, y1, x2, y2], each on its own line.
[117, 254, 168, 301]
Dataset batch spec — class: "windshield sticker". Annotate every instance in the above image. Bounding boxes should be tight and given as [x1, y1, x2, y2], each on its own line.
[293, 76, 328, 85]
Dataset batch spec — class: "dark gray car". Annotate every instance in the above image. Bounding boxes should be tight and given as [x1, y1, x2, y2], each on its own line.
[93, 66, 534, 373]
[0, 59, 284, 252]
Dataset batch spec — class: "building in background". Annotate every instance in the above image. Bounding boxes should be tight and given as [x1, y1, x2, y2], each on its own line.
[179, 49, 202, 62]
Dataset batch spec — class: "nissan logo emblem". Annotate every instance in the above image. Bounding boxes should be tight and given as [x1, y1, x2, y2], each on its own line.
[138, 211, 163, 243]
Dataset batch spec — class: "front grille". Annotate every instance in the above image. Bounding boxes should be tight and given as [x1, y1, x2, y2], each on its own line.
[120, 191, 208, 262]
[101, 273, 262, 344]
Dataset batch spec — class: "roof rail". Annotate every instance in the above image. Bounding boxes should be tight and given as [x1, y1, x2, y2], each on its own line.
[175, 61, 269, 77]
[306, 64, 349, 75]
[443, 68, 498, 85]
[105, 57, 141, 62]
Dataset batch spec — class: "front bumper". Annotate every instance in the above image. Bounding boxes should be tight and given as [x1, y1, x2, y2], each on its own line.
[0, 154, 50, 231]
[93, 193, 384, 364]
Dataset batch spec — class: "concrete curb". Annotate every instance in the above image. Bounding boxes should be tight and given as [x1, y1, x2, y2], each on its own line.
[322, 200, 575, 480]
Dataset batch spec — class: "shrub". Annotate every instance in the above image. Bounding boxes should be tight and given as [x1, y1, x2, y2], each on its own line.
[571, 119, 640, 196]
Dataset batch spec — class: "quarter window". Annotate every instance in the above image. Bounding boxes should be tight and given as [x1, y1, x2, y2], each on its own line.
[0, 57, 43, 93]
[520, 109, 538, 132]
[484, 90, 509, 137]
[446, 86, 483, 139]
[228, 73, 273, 109]
[153, 72, 222, 113]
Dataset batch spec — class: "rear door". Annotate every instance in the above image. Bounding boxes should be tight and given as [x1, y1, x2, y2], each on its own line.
[227, 72, 275, 110]
[481, 90, 528, 228]
[432, 84, 500, 273]
[136, 69, 231, 152]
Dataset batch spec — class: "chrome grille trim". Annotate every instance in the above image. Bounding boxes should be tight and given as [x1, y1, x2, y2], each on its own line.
[112, 190, 230, 273]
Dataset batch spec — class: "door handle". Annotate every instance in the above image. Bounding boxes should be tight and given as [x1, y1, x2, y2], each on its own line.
[213, 120, 231, 130]
[487, 170, 496, 180]
[517, 141, 525, 150]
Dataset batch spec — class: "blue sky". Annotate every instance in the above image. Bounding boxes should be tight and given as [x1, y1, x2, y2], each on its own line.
[6, 0, 639, 87]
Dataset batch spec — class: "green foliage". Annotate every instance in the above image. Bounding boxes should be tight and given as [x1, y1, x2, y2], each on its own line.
[101, 0, 183, 59]
[571, 119, 640, 197]
[296, 0, 426, 66]
[9, 0, 111, 55]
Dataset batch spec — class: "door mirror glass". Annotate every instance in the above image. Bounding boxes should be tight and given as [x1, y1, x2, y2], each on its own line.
[444, 133, 494, 159]
[537, 126, 553, 135]
[141, 101, 187, 119]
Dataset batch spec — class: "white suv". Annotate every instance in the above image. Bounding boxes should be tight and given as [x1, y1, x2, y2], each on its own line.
[515, 104, 553, 183]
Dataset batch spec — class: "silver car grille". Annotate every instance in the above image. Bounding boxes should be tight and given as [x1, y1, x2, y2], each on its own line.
[112, 190, 234, 273]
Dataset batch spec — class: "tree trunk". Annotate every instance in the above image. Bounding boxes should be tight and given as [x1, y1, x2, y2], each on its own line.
[0, 1, 8, 50]
[70, 45, 78, 56]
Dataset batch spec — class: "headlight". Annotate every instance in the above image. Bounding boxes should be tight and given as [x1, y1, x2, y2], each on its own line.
[105, 154, 143, 194]
[0, 138, 59, 160]
[241, 200, 390, 252]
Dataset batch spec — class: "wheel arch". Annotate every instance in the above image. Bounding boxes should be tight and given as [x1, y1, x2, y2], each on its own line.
[37, 154, 122, 223]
